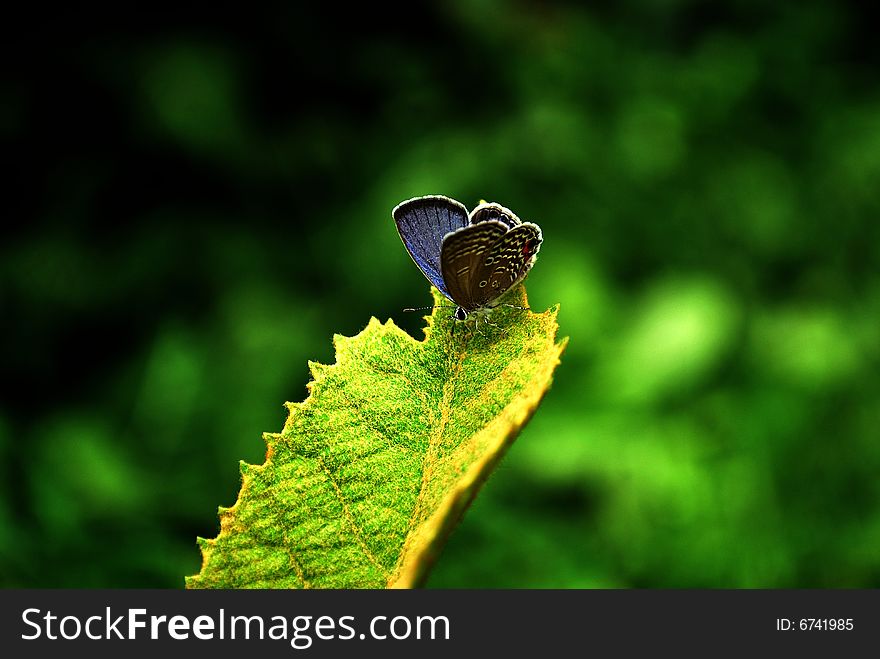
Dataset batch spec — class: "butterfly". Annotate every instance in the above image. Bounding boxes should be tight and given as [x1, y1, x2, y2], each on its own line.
[393, 195, 542, 321]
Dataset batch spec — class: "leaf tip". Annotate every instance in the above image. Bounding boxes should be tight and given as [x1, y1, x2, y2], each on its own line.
[307, 360, 329, 381]
[331, 331, 353, 352]
[261, 432, 280, 460]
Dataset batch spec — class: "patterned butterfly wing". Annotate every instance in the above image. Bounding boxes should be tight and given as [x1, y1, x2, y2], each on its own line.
[468, 201, 522, 228]
[449, 222, 543, 310]
[482, 222, 542, 302]
[439, 220, 508, 311]
[393, 195, 469, 297]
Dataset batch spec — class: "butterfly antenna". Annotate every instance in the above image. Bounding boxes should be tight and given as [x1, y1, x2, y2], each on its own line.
[403, 305, 455, 312]
[501, 303, 531, 311]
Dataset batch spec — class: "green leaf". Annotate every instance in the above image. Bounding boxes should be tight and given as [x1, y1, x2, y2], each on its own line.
[186, 285, 567, 589]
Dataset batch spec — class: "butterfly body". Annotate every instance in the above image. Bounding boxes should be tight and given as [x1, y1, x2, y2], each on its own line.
[393, 195, 542, 320]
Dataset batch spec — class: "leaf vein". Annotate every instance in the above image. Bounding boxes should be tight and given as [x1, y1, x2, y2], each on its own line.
[316, 456, 391, 579]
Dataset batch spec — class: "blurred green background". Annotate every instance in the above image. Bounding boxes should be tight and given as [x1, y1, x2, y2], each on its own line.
[2, 1, 879, 588]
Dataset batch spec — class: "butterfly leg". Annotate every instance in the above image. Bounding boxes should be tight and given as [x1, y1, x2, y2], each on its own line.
[471, 315, 486, 338]
[483, 314, 509, 337]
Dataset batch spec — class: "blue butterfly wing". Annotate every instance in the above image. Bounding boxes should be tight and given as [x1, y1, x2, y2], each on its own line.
[393, 195, 469, 297]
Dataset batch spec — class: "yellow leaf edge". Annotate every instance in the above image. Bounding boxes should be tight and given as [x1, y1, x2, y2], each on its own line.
[388, 331, 568, 588]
